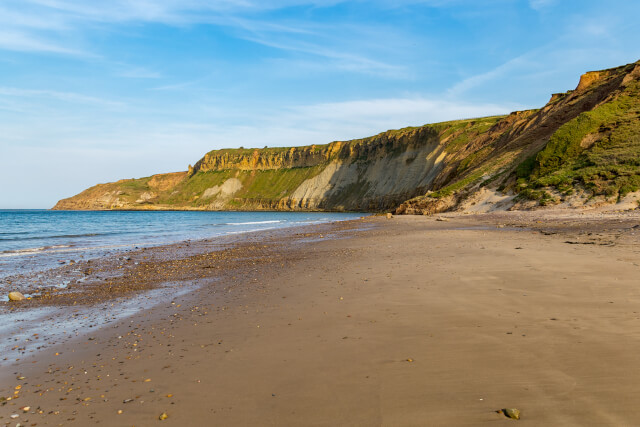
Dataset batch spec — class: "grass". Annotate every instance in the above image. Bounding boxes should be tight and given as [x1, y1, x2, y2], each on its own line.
[236, 166, 325, 200]
[457, 146, 493, 173]
[158, 166, 326, 207]
[117, 177, 151, 194]
[167, 171, 235, 205]
[430, 169, 486, 198]
[440, 116, 503, 153]
[515, 79, 640, 201]
[205, 146, 301, 156]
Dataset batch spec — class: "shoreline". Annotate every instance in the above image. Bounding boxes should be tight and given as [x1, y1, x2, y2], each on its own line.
[0, 213, 366, 301]
[0, 219, 371, 368]
[0, 211, 364, 284]
[1, 212, 640, 425]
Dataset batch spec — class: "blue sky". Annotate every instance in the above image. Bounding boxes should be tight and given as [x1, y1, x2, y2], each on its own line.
[1, 0, 639, 208]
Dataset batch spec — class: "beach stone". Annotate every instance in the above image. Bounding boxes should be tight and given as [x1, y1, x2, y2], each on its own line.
[436, 217, 449, 222]
[8, 292, 26, 302]
[499, 408, 521, 420]
[386, 213, 393, 219]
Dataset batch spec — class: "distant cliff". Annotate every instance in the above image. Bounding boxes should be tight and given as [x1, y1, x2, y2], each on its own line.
[54, 60, 640, 213]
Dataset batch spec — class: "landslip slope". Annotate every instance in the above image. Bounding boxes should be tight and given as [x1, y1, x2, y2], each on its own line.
[54, 60, 640, 213]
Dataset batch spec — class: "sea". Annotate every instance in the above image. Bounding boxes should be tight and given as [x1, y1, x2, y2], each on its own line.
[0, 209, 364, 279]
[0, 210, 365, 364]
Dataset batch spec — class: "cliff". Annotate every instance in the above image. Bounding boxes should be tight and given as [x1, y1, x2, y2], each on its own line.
[53, 124, 476, 211]
[54, 60, 640, 214]
[396, 60, 640, 214]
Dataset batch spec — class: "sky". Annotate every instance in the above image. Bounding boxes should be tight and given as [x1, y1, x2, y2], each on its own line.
[1, 0, 639, 208]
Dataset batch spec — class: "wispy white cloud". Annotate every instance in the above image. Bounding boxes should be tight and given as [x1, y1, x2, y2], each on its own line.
[11, 0, 346, 26]
[18, 0, 345, 20]
[0, 5, 69, 30]
[150, 80, 202, 91]
[445, 9, 636, 99]
[0, 30, 87, 55]
[0, 0, 408, 76]
[447, 54, 535, 96]
[0, 87, 125, 109]
[0, 102, 28, 114]
[0, 93, 518, 154]
[127, 97, 518, 150]
[241, 34, 405, 76]
[267, 97, 519, 142]
[116, 66, 162, 79]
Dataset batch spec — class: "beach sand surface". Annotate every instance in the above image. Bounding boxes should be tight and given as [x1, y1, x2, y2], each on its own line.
[1, 213, 640, 426]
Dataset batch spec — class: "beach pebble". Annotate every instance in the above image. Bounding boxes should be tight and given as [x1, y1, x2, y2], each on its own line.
[8, 291, 26, 301]
[498, 408, 521, 420]
[159, 412, 169, 420]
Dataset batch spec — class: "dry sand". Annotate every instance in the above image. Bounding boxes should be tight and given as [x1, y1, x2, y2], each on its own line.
[1, 212, 640, 426]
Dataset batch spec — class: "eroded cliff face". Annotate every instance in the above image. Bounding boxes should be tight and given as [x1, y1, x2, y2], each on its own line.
[54, 60, 640, 214]
[191, 146, 331, 172]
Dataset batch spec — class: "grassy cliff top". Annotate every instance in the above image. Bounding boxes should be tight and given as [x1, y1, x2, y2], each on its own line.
[202, 114, 511, 155]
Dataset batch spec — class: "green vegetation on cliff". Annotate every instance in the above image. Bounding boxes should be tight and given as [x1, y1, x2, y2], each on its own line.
[437, 116, 503, 153]
[516, 78, 640, 201]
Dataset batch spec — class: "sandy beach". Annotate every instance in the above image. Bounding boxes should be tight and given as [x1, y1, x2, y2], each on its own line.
[2, 212, 640, 426]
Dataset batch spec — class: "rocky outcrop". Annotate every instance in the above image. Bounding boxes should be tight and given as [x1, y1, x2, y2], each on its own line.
[191, 146, 331, 174]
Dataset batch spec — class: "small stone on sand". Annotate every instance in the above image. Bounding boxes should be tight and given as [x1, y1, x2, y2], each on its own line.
[498, 408, 521, 420]
[8, 291, 25, 301]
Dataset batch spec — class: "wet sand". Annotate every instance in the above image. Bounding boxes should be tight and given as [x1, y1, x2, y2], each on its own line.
[1, 212, 640, 426]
